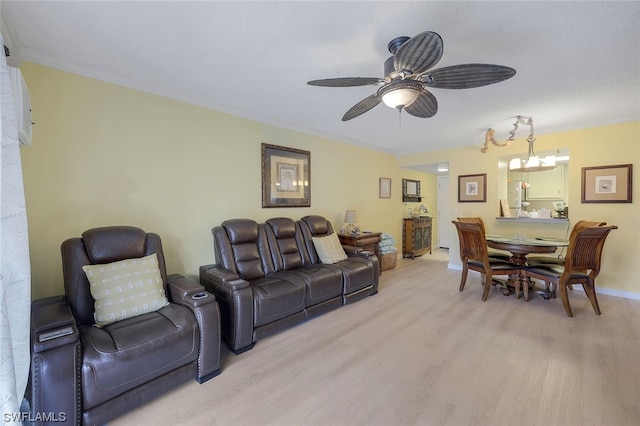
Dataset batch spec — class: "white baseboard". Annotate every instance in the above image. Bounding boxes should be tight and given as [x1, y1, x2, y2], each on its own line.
[447, 263, 640, 300]
[573, 286, 640, 300]
[448, 263, 462, 271]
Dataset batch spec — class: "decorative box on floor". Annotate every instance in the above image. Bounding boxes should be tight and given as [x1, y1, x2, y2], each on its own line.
[378, 233, 398, 271]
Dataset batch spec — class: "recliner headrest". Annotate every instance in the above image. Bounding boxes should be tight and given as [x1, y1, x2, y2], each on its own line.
[82, 226, 147, 264]
[301, 215, 330, 234]
[266, 217, 296, 238]
[223, 219, 259, 244]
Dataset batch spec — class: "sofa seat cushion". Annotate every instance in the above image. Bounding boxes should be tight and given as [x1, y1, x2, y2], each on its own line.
[251, 276, 306, 327]
[329, 256, 377, 294]
[80, 303, 198, 410]
[277, 265, 343, 307]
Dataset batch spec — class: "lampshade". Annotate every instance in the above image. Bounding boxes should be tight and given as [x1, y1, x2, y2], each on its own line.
[524, 155, 540, 169]
[344, 210, 358, 224]
[509, 158, 522, 170]
[378, 80, 422, 109]
[510, 154, 556, 173]
[382, 88, 420, 109]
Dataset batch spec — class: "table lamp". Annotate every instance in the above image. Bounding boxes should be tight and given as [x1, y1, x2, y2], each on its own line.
[342, 210, 359, 235]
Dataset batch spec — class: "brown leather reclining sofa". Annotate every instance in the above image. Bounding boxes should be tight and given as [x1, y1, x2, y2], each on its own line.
[199, 215, 380, 354]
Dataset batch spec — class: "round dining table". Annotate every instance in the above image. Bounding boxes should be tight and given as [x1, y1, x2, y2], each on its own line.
[485, 236, 568, 301]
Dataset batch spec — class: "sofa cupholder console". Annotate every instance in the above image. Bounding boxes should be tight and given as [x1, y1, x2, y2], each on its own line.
[199, 215, 379, 354]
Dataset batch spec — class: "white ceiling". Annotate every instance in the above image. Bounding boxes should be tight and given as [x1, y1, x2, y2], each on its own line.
[3, 1, 639, 162]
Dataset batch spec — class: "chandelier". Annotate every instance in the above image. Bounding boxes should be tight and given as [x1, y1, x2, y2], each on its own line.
[481, 116, 556, 173]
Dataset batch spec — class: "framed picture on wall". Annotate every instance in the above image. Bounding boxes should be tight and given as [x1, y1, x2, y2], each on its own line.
[581, 164, 632, 203]
[261, 143, 311, 207]
[458, 173, 487, 202]
[379, 178, 391, 198]
[402, 178, 422, 202]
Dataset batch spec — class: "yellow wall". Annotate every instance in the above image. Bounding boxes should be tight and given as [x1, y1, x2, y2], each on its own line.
[20, 62, 638, 298]
[399, 121, 640, 295]
[21, 63, 435, 299]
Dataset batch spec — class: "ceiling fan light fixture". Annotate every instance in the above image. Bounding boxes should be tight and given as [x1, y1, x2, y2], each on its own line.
[379, 80, 422, 110]
[309, 31, 515, 121]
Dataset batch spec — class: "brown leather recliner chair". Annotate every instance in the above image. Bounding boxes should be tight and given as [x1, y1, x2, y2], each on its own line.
[28, 226, 221, 425]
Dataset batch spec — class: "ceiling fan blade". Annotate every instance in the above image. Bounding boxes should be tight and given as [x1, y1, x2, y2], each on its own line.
[424, 64, 516, 89]
[342, 94, 382, 121]
[405, 90, 438, 118]
[307, 77, 383, 87]
[393, 31, 443, 76]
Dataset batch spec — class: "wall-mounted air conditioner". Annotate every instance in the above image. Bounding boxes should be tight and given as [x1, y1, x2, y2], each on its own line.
[7, 66, 32, 146]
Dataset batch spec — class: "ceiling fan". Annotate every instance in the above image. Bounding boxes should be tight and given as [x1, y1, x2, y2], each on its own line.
[307, 31, 516, 121]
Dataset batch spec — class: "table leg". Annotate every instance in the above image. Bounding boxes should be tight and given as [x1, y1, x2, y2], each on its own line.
[499, 274, 520, 297]
[514, 275, 521, 299]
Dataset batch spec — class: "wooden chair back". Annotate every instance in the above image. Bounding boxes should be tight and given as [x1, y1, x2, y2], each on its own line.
[568, 220, 607, 242]
[564, 224, 618, 278]
[456, 217, 487, 235]
[452, 220, 489, 265]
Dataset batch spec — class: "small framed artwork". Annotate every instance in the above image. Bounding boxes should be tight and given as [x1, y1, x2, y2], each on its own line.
[458, 173, 487, 203]
[500, 199, 511, 217]
[379, 178, 391, 198]
[581, 164, 632, 203]
[261, 143, 311, 208]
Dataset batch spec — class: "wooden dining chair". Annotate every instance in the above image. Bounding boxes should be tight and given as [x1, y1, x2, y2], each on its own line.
[456, 217, 511, 261]
[528, 220, 607, 266]
[528, 220, 607, 296]
[524, 224, 618, 317]
[452, 220, 521, 301]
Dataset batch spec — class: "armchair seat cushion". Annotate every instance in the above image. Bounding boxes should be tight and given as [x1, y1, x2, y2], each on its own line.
[251, 276, 305, 327]
[80, 304, 199, 409]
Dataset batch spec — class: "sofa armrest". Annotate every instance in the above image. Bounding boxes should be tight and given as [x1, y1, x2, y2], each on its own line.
[31, 296, 79, 353]
[167, 274, 217, 308]
[166, 274, 221, 382]
[347, 250, 380, 289]
[342, 244, 363, 255]
[349, 249, 374, 258]
[199, 264, 254, 354]
[29, 296, 81, 423]
[199, 264, 250, 289]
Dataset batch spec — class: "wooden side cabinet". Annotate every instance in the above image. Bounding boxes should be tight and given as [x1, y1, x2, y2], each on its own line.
[402, 217, 432, 258]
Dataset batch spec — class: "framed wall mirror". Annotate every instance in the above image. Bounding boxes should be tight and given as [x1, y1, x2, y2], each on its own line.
[402, 178, 422, 202]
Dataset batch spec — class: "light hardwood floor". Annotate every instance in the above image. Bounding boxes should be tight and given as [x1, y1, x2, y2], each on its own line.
[112, 249, 640, 426]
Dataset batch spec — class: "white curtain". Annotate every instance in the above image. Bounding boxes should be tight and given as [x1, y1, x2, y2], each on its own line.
[0, 34, 31, 422]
